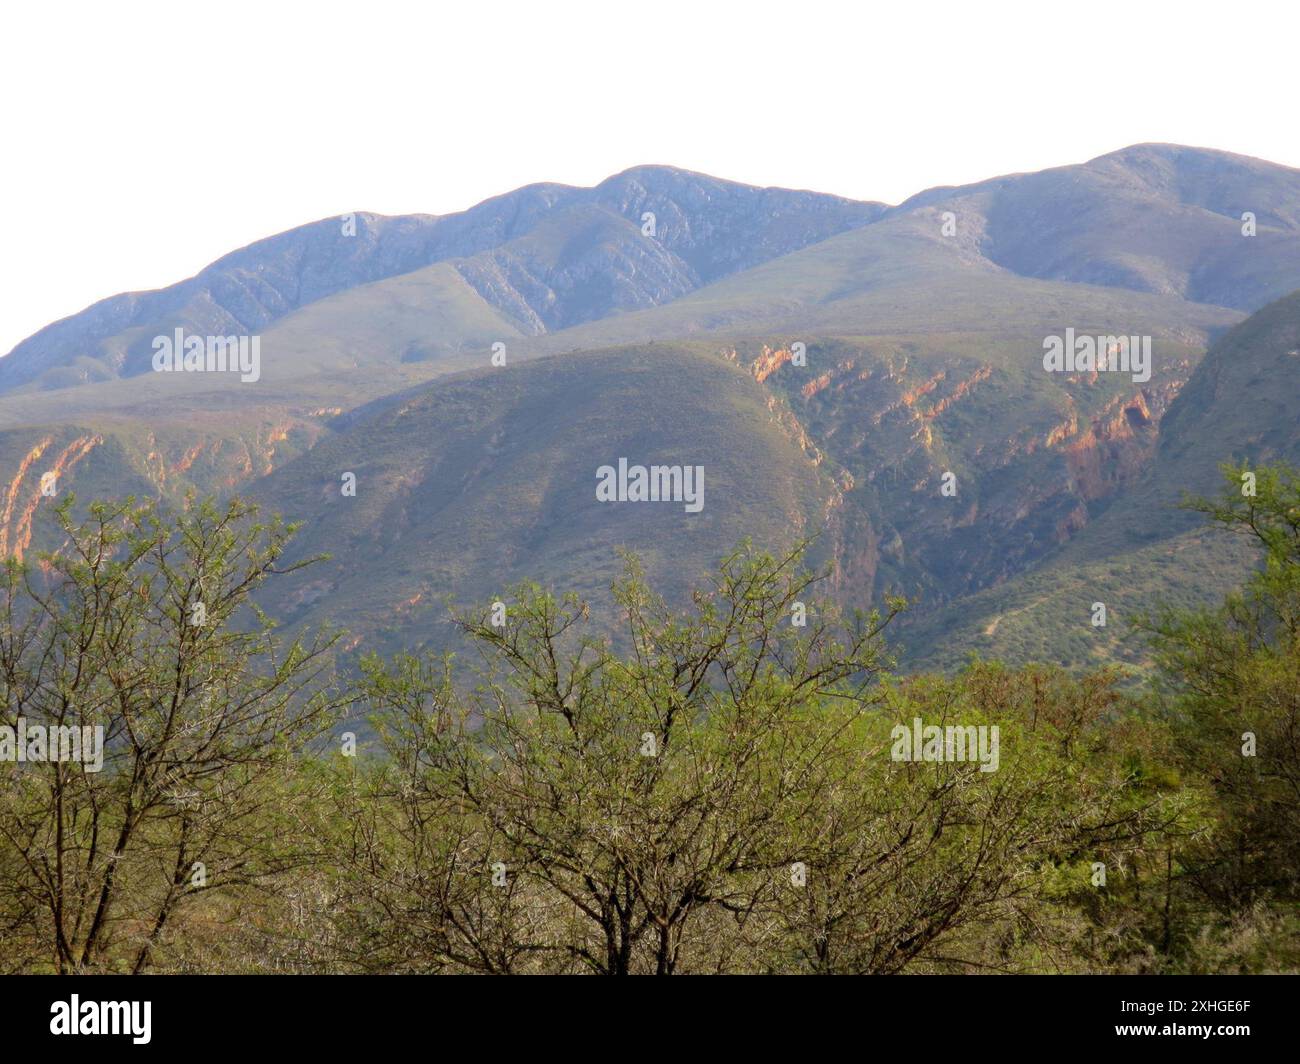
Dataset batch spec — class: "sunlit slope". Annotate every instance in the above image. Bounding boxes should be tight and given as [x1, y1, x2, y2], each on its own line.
[896, 289, 1300, 672]
[0, 405, 336, 561]
[713, 324, 1198, 611]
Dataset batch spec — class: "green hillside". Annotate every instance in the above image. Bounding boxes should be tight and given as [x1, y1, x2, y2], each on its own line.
[250, 342, 842, 658]
[2, 147, 1297, 678]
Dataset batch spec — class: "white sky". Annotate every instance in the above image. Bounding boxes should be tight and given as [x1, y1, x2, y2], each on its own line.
[2, 0, 1298, 356]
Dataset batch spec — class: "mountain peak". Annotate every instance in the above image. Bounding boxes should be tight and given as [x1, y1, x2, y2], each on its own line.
[1089, 141, 1299, 171]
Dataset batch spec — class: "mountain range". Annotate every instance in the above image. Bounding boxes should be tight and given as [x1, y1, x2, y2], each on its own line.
[3, 142, 1298, 671]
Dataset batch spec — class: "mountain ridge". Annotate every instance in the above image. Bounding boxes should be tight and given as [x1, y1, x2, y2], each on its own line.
[0, 166, 883, 391]
[2, 144, 1298, 674]
[11, 143, 1300, 394]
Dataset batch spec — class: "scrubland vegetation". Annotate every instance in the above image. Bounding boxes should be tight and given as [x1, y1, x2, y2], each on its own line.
[1, 466, 1297, 974]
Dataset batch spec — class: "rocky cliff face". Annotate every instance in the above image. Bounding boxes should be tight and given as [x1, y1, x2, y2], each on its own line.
[746, 333, 1204, 610]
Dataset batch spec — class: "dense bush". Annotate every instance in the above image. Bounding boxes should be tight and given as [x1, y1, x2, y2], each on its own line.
[1, 468, 1297, 973]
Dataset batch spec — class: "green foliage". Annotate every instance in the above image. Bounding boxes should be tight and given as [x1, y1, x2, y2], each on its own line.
[1, 470, 1297, 973]
[1138, 464, 1300, 916]
[0, 495, 342, 973]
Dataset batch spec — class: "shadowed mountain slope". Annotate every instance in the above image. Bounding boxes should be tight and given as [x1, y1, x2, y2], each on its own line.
[246, 342, 842, 657]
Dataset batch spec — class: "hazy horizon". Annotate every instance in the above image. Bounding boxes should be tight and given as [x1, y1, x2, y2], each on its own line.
[4, 0, 1299, 355]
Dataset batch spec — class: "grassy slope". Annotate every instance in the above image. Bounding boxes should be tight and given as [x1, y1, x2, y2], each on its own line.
[250, 342, 841, 659]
